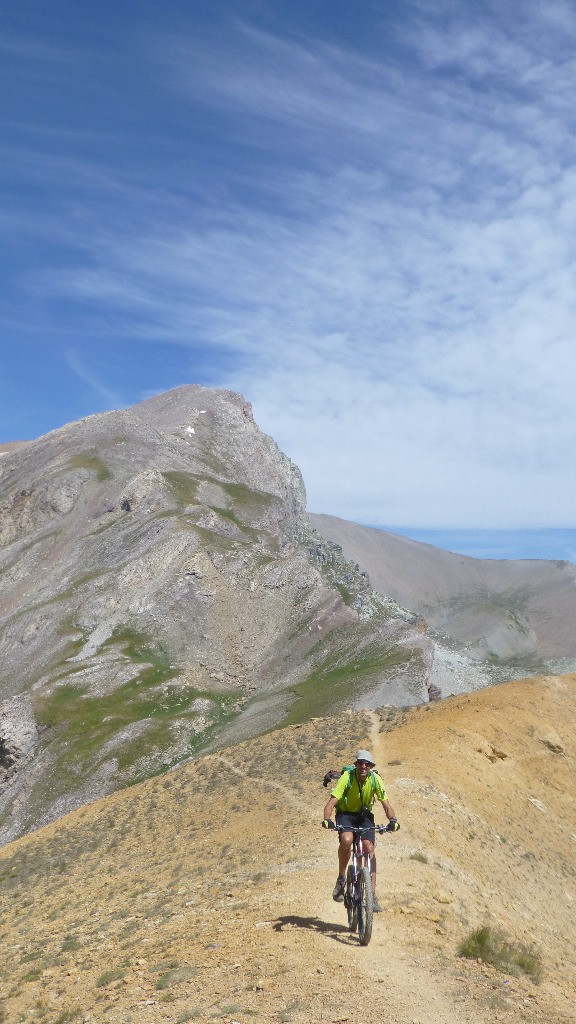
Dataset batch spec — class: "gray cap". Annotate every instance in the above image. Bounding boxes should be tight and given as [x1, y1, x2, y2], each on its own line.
[355, 749, 375, 765]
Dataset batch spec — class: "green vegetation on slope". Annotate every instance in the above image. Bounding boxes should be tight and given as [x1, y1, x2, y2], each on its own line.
[66, 450, 112, 482]
[282, 642, 415, 726]
[447, 585, 534, 615]
[162, 470, 278, 543]
[28, 626, 241, 811]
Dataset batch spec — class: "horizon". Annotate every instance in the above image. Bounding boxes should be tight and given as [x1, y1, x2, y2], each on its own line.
[367, 525, 576, 562]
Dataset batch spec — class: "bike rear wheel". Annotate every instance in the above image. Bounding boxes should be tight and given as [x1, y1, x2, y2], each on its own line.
[357, 866, 373, 946]
[345, 866, 357, 932]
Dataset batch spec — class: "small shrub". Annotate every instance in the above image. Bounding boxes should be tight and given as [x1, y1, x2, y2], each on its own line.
[279, 1002, 302, 1022]
[96, 968, 126, 987]
[23, 969, 42, 982]
[458, 926, 542, 983]
[483, 993, 509, 1010]
[409, 851, 428, 864]
[155, 967, 200, 990]
[515, 948, 544, 982]
[148, 959, 179, 974]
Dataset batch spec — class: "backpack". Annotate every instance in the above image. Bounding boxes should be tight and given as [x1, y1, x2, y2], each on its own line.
[322, 764, 381, 799]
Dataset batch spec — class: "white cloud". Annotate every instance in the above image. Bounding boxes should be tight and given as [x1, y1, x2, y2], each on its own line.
[13, 2, 576, 528]
[65, 349, 125, 409]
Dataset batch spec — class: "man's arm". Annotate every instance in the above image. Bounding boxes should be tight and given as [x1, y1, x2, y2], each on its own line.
[323, 795, 338, 820]
[381, 798, 396, 821]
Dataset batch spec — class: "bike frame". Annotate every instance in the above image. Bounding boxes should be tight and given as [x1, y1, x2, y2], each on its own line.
[329, 821, 388, 946]
[347, 826, 373, 888]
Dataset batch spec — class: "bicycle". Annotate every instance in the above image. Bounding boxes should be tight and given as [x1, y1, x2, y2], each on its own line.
[324, 820, 393, 946]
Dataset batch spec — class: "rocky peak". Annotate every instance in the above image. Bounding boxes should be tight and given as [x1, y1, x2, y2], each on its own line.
[0, 386, 432, 843]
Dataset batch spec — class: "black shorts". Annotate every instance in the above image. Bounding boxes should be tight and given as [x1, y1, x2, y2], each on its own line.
[335, 810, 375, 844]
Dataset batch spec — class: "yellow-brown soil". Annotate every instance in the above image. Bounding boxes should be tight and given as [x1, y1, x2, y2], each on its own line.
[1, 674, 574, 1024]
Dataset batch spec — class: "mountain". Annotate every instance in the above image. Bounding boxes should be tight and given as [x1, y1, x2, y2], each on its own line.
[1, 672, 574, 1024]
[311, 513, 576, 683]
[0, 386, 432, 843]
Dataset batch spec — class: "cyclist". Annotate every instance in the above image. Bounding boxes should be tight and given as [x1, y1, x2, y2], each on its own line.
[322, 749, 398, 913]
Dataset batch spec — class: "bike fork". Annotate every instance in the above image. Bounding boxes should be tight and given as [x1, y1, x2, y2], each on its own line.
[359, 840, 373, 889]
[347, 852, 358, 899]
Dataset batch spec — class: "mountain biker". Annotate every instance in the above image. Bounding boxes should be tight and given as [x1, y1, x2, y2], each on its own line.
[322, 749, 399, 913]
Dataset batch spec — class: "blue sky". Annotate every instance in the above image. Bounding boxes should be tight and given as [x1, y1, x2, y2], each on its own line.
[2, 0, 576, 559]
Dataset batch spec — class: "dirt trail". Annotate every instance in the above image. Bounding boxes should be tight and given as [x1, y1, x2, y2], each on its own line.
[292, 888, 484, 1024]
[366, 708, 382, 760]
[1, 676, 574, 1024]
[214, 753, 315, 817]
[230, 841, 554, 1024]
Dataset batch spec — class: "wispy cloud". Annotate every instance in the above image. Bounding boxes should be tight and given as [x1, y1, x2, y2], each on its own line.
[65, 349, 124, 410]
[3, 1, 576, 529]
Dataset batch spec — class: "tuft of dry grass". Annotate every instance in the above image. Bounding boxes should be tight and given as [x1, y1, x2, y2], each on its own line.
[458, 926, 543, 983]
[96, 968, 127, 987]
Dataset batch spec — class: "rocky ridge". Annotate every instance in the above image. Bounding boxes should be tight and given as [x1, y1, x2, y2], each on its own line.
[0, 386, 432, 843]
[311, 513, 576, 687]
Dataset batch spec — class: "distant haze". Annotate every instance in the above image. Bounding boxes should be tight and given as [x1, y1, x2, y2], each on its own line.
[365, 527, 576, 562]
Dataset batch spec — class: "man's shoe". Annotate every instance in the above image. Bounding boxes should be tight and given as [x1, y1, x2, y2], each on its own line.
[372, 896, 383, 912]
[332, 876, 345, 902]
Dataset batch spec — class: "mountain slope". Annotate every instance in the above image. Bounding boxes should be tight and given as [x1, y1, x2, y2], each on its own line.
[311, 513, 576, 669]
[1, 673, 574, 1024]
[0, 387, 432, 843]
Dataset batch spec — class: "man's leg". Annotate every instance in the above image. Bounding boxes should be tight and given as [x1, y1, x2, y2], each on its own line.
[338, 832, 353, 877]
[333, 831, 353, 901]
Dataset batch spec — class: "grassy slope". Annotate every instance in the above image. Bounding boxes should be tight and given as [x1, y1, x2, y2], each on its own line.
[1, 675, 574, 1024]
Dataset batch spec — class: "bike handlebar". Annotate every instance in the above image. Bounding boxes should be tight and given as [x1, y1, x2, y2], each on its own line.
[322, 820, 395, 834]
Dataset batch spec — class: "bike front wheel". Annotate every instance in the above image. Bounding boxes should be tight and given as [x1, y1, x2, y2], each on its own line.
[357, 866, 373, 946]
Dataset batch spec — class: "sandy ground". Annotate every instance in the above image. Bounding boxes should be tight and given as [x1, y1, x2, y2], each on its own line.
[1, 673, 574, 1024]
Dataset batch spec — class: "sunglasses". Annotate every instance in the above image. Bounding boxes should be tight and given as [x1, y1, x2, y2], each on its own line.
[356, 760, 373, 767]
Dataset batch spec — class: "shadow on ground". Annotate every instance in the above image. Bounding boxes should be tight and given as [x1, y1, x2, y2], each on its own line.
[272, 915, 358, 945]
